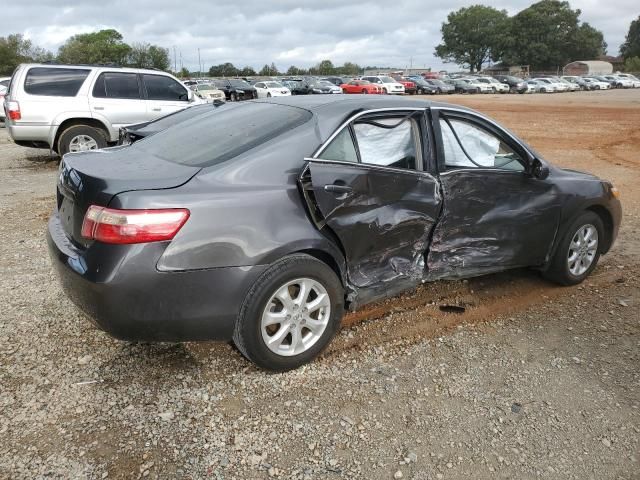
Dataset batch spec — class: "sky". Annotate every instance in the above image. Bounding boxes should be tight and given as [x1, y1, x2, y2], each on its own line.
[3, 0, 637, 72]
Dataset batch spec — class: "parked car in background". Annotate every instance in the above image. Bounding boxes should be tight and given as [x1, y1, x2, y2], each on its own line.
[554, 77, 580, 92]
[422, 79, 455, 94]
[322, 76, 349, 87]
[392, 76, 417, 94]
[213, 78, 257, 101]
[192, 84, 226, 103]
[615, 73, 640, 88]
[406, 77, 437, 95]
[281, 79, 313, 95]
[526, 80, 554, 93]
[462, 78, 493, 93]
[533, 78, 567, 92]
[2, 63, 200, 155]
[475, 77, 509, 93]
[602, 75, 634, 88]
[254, 81, 292, 98]
[561, 76, 590, 90]
[310, 80, 342, 94]
[340, 80, 383, 94]
[447, 79, 479, 94]
[47, 96, 621, 371]
[361, 76, 405, 94]
[0, 77, 10, 121]
[493, 75, 528, 93]
[582, 77, 611, 90]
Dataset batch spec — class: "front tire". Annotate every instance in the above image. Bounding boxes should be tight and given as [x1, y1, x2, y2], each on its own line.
[544, 211, 604, 286]
[233, 254, 344, 371]
[57, 125, 107, 156]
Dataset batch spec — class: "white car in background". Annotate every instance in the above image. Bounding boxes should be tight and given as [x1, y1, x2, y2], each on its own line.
[603, 75, 635, 88]
[582, 77, 611, 90]
[253, 81, 291, 98]
[461, 78, 493, 93]
[361, 76, 405, 94]
[527, 79, 555, 93]
[615, 73, 640, 87]
[533, 78, 567, 92]
[475, 77, 509, 93]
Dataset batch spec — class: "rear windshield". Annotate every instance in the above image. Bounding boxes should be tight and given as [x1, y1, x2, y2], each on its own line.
[132, 104, 217, 134]
[24, 67, 90, 96]
[130, 102, 312, 167]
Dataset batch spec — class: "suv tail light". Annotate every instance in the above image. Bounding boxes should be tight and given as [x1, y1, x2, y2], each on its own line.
[81, 206, 190, 244]
[7, 101, 20, 120]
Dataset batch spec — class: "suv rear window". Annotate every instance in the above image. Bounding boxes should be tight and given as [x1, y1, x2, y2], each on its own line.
[130, 102, 312, 167]
[24, 67, 90, 96]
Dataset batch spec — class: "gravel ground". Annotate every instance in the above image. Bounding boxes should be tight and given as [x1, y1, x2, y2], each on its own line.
[0, 90, 639, 479]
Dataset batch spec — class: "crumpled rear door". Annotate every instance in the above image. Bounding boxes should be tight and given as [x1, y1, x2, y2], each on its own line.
[300, 160, 442, 291]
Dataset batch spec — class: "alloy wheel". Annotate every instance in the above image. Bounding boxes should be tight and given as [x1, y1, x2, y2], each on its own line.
[567, 224, 598, 276]
[261, 278, 331, 357]
[68, 135, 98, 152]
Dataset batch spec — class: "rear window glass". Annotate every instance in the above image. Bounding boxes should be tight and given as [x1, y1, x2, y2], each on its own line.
[92, 72, 141, 99]
[130, 102, 312, 167]
[24, 67, 90, 96]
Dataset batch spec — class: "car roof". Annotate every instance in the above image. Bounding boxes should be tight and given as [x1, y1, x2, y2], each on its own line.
[18, 63, 175, 76]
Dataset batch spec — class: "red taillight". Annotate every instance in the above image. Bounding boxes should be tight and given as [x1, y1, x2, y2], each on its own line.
[7, 101, 20, 120]
[81, 206, 190, 244]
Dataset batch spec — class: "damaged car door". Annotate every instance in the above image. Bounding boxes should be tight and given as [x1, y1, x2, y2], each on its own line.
[301, 110, 442, 300]
[427, 109, 561, 278]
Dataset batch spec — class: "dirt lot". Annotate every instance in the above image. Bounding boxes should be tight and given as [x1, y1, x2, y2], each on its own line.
[0, 90, 639, 480]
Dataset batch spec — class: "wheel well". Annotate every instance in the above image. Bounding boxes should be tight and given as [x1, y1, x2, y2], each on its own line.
[296, 249, 344, 285]
[53, 118, 110, 153]
[586, 205, 614, 253]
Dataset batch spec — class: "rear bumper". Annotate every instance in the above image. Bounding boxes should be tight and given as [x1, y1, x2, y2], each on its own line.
[47, 213, 267, 342]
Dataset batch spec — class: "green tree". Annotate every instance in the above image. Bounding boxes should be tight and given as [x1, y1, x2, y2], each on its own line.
[620, 16, 640, 59]
[208, 62, 239, 77]
[239, 66, 257, 76]
[435, 5, 509, 72]
[623, 56, 640, 72]
[179, 67, 190, 78]
[127, 42, 170, 70]
[503, 1, 605, 70]
[339, 62, 362, 76]
[0, 34, 52, 75]
[316, 59, 335, 75]
[259, 64, 274, 76]
[57, 29, 131, 65]
[286, 65, 304, 75]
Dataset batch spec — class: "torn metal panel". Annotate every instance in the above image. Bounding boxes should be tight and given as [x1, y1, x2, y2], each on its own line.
[303, 160, 441, 293]
[426, 170, 562, 277]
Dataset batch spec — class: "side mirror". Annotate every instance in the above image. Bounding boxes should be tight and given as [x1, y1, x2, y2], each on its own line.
[531, 158, 549, 180]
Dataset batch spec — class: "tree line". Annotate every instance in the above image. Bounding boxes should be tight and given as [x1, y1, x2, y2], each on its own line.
[436, 0, 639, 73]
[206, 59, 365, 78]
[0, 29, 170, 76]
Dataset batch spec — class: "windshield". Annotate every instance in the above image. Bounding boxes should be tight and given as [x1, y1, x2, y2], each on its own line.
[229, 79, 251, 88]
[198, 85, 214, 90]
[380, 76, 396, 83]
[318, 81, 333, 87]
[130, 103, 312, 167]
[265, 81, 283, 88]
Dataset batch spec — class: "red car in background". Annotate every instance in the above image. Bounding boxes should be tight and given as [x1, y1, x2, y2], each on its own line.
[340, 80, 383, 94]
[392, 77, 416, 94]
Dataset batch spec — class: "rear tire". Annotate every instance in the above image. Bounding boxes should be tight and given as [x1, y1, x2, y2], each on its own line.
[233, 254, 344, 371]
[361, 89, 368, 94]
[543, 211, 604, 286]
[57, 125, 108, 156]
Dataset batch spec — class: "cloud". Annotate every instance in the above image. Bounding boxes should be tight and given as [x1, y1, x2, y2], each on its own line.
[3, 0, 636, 71]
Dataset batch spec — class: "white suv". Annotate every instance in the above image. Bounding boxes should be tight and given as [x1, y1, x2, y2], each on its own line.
[361, 76, 405, 94]
[3, 64, 201, 155]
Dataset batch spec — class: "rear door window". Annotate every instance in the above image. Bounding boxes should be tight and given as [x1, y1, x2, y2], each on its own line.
[142, 74, 189, 101]
[354, 117, 419, 170]
[24, 67, 90, 96]
[92, 72, 141, 99]
[130, 102, 312, 167]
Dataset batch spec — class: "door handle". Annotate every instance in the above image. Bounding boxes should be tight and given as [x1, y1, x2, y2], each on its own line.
[152, 108, 161, 112]
[94, 106, 104, 110]
[324, 184, 353, 194]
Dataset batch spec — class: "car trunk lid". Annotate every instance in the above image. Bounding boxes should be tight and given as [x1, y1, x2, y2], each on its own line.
[57, 147, 201, 246]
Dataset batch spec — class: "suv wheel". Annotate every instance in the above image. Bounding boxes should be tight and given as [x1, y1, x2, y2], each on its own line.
[230, 93, 238, 101]
[58, 125, 107, 156]
[233, 254, 344, 371]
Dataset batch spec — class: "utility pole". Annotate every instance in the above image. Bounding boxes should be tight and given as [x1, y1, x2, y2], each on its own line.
[198, 48, 202, 78]
[173, 46, 177, 73]
[410, 56, 413, 69]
